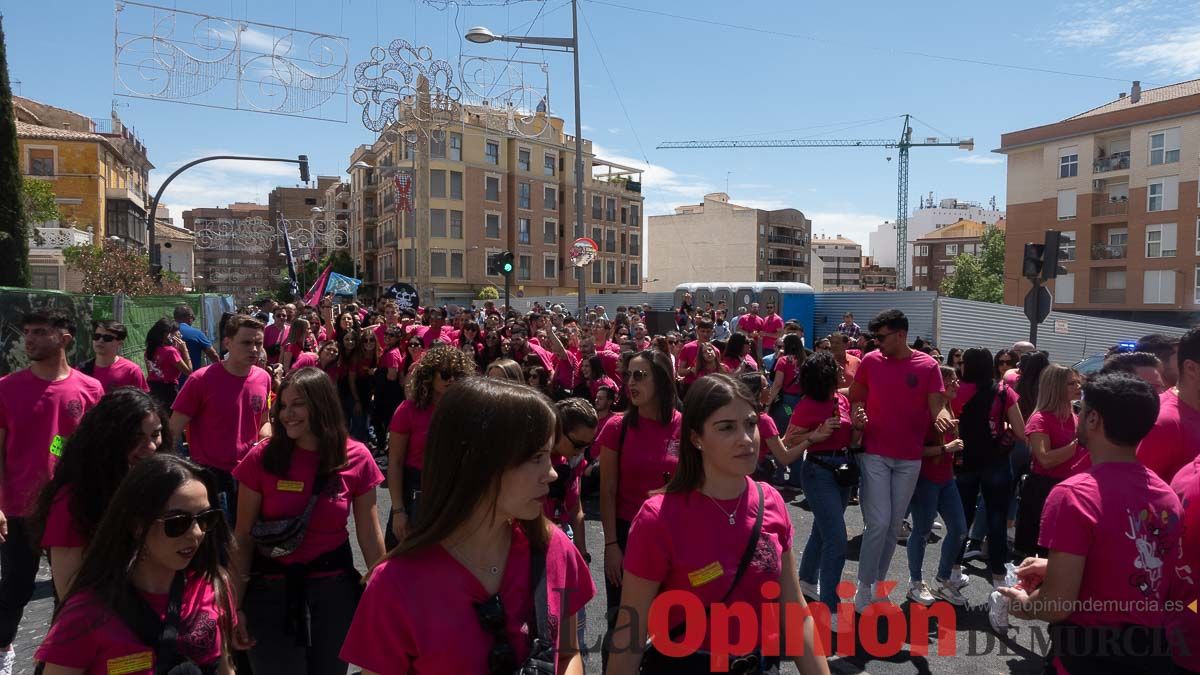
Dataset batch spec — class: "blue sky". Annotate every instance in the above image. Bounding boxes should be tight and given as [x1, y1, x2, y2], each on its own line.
[8, 0, 1200, 255]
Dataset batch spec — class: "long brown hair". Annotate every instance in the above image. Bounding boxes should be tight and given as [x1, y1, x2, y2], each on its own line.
[665, 373, 756, 493]
[386, 378, 555, 559]
[263, 367, 348, 476]
[625, 350, 679, 429]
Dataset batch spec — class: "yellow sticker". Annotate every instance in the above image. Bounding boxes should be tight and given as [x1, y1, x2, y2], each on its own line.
[687, 561, 724, 588]
[277, 480, 305, 493]
[107, 651, 153, 675]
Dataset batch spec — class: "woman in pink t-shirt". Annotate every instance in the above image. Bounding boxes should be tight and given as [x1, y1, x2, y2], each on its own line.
[609, 374, 828, 674]
[144, 319, 192, 408]
[231, 367, 385, 675]
[767, 334, 806, 433]
[341, 377, 594, 674]
[721, 332, 758, 374]
[32, 388, 169, 599]
[386, 345, 477, 547]
[36, 453, 238, 675]
[280, 317, 316, 372]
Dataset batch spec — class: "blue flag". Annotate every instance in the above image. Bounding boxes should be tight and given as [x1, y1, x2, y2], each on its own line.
[326, 272, 362, 298]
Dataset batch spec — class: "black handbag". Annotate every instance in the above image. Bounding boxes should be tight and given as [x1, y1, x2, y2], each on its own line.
[250, 472, 330, 558]
[515, 546, 556, 674]
[125, 573, 219, 675]
[639, 483, 770, 674]
[807, 450, 861, 488]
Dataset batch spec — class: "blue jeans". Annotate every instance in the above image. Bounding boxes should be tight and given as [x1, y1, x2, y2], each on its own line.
[797, 457, 851, 611]
[856, 453, 922, 588]
[956, 459, 1012, 577]
[907, 477, 967, 582]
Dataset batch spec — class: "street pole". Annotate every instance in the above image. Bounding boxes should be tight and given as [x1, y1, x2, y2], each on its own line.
[416, 76, 433, 308]
[572, 0, 586, 319]
[1028, 277, 1041, 345]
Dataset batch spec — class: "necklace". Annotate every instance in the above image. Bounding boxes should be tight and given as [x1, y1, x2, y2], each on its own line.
[451, 545, 502, 576]
[704, 493, 740, 525]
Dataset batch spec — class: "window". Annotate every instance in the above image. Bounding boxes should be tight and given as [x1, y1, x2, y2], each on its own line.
[1147, 176, 1179, 212]
[430, 170, 446, 198]
[450, 210, 463, 238]
[27, 148, 54, 176]
[914, 244, 930, 257]
[630, 233, 641, 256]
[518, 183, 531, 209]
[431, 132, 446, 159]
[431, 209, 447, 237]
[945, 244, 959, 256]
[1145, 270, 1176, 304]
[592, 261, 602, 284]
[450, 171, 463, 200]
[1059, 146, 1078, 178]
[630, 205, 640, 226]
[1057, 189, 1077, 220]
[485, 141, 500, 165]
[543, 220, 557, 244]
[404, 250, 416, 277]
[620, 233, 626, 254]
[621, 207, 628, 225]
[431, 251, 447, 277]
[1109, 228, 1128, 247]
[606, 260, 616, 284]
[485, 248, 501, 277]
[544, 153, 555, 176]
[451, 252, 464, 278]
[518, 149, 531, 171]
[1061, 231, 1076, 260]
[519, 255, 532, 280]
[1055, 273, 1075, 304]
[1107, 270, 1126, 289]
[545, 256, 557, 279]
[630, 262, 639, 284]
[544, 186, 557, 210]
[592, 226, 602, 245]
[1146, 223, 1177, 258]
[1195, 266, 1200, 304]
[519, 218, 531, 245]
[304, 198, 317, 206]
[449, 132, 462, 161]
[486, 213, 501, 239]
[605, 229, 616, 252]
[403, 141, 415, 160]
[945, 264, 956, 275]
[592, 195, 602, 219]
[485, 176, 500, 201]
[606, 198, 617, 221]
[1149, 128, 1181, 165]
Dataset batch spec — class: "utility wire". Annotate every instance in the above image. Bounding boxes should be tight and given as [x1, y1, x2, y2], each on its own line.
[578, 1, 650, 164]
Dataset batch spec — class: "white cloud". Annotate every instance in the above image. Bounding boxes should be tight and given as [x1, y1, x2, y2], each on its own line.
[151, 152, 313, 223]
[607, 127, 622, 135]
[951, 154, 1005, 166]
[1051, 17, 1120, 47]
[1047, 0, 1200, 78]
[1117, 29, 1200, 77]
[807, 211, 890, 249]
[591, 143, 715, 217]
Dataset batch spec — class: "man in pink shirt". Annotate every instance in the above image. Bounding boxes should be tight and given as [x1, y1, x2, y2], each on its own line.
[1138, 327, 1200, 483]
[0, 311, 104, 666]
[760, 302, 785, 353]
[675, 317, 714, 386]
[737, 303, 765, 362]
[414, 306, 454, 348]
[830, 331, 861, 391]
[1001, 373, 1182, 672]
[80, 320, 148, 392]
[849, 309, 950, 612]
[1004, 341, 1036, 387]
[170, 315, 272, 524]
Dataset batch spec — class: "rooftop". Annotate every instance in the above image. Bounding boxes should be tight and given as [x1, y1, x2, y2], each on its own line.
[812, 235, 861, 246]
[1067, 78, 1200, 120]
[16, 120, 125, 159]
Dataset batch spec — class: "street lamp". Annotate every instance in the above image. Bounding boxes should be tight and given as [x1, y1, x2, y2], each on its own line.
[466, 0, 588, 318]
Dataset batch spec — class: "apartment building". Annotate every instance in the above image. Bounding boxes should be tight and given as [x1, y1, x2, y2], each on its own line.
[911, 219, 1000, 291]
[644, 193, 811, 292]
[183, 203, 277, 299]
[867, 195, 1004, 284]
[811, 235, 862, 290]
[860, 256, 897, 290]
[269, 176, 343, 264]
[998, 79, 1200, 324]
[347, 106, 645, 305]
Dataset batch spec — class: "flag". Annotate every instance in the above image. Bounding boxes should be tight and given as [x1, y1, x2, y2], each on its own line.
[303, 264, 333, 307]
[326, 272, 362, 297]
[394, 172, 413, 215]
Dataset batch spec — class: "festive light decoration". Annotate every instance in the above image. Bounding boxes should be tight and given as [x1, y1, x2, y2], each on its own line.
[393, 172, 414, 215]
[192, 218, 349, 253]
[458, 56, 551, 139]
[352, 39, 462, 133]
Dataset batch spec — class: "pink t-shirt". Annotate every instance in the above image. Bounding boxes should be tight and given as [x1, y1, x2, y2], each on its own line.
[836, 353, 861, 390]
[1170, 457, 1200, 670]
[788, 394, 852, 453]
[596, 410, 683, 522]
[544, 455, 585, 526]
[855, 350, 944, 461]
[951, 381, 1019, 418]
[1025, 410, 1091, 479]
[757, 413, 779, 461]
[721, 354, 757, 374]
[1038, 462, 1183, 628]
[760, 313, 784, 351]
[263, 324, 289, 364]
[552, 351, 579, 391]
[677, 340, 706, 385]
[233, 439, 382, 565]
[340, 524, 594, 674]
[35, 572, 226, 673]
[516, 342, 556, 374]
[920, 427, 957, 484]
[738, 314, 764, 337]
[146, 345, 184, 384]
[389, 400, 436, 470]
[1138, 388, 1200, 484]
[42, 485, 86, 548]
[623, 478, 794, 651]
[0, 369, 103, 516]
[172, 364, 272, 472]
[290, 352, 319, 371]
[416, 324, 453, 348]
[773, 355, 803, 396]
[380, 347, 405, 373]
[88, 357, 148, 393]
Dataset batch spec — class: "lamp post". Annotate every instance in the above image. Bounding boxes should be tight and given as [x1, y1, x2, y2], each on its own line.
[466, 0, 587, 318]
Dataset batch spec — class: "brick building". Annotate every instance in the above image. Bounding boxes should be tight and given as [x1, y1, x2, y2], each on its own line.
[911, 219, 1001, 291]
[183, 203, 276, 299]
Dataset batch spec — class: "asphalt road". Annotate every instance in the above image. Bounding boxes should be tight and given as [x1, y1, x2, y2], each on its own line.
[13, 478, 1048, 674]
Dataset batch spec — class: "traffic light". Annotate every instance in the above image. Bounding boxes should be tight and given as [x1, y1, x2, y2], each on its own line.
[1041, 230, 1070, 281]
[500, 250, 515, 276]
[298, 154, 310, 183]
[1022, 242, 1045, 279]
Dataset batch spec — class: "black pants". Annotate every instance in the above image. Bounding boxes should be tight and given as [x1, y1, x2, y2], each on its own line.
[384, 468, 422, 550]
[205, 466, 240, 528]
[0, 518, 40, 647]
[602, 518, 632, 669]
[956, 459, 1012, 577]
[243, 572, 360, 675]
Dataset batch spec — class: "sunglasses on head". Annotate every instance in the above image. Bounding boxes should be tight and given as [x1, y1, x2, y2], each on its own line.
[475, 594, 517, 674]
[92, 333, 117, 343]
[158, 508, 223, 538]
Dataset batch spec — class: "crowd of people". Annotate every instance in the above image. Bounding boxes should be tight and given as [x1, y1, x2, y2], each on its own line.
[0, 293, 1197, 674]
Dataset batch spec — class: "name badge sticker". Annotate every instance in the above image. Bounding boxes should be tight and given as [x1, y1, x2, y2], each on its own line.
[49, 435, 64, 458]
[688, 561, 724, 588]
[277, 480, 305, 493]
[107, 651, 153, 675]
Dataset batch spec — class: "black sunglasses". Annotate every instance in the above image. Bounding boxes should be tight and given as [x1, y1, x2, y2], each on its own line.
[408, 341, 423, 348]
[92, 333, 117, 343]
[157, 508, 223, 538]
[475, 594, 517, 674]
[439, 369, 465, 381]
[630, 369, 651, 382]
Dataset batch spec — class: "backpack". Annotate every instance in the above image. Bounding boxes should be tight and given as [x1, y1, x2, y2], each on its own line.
[958, 381, 1015, 470]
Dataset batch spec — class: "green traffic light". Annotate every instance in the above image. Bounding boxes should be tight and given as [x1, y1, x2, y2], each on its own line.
[503, 263, 514, 273]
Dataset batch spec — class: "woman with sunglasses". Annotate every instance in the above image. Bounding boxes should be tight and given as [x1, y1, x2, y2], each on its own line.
[144, 318, 192, 409]
[993, 349, 1018, 381]
[35, 454, 238, 675]
[599, 350, 681, 655]
[387, 345, 476, 546]
[371, 326, 407, 459]
[232, 367, 385, 674]
[341, 378, 593, 674]
[456, 320, 485, 371]
[946, 348, 964, 376]
[608, 374, 829, 675]
[264, 309, 291, 366]
[766, 334, 806, 433]
[32, 388, 168, 599]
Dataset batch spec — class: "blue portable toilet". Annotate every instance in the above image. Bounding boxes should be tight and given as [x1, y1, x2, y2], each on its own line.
[673, 282, 816, 347]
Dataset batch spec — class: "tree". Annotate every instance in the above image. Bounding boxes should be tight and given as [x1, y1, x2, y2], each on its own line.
[63, 240, 185, 296]
[0, 16, 30, 287]
[476, 286, 500, 301]
[22, 179, 59, 224]
[940, 226, 1005, 304]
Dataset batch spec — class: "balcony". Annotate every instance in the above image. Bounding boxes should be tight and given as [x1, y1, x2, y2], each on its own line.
[30, 226, 93, 250]
[1090, 243, 1127, 260]
[768, 257, 805, 268]
[1091, 196, 1129, 218]
[1089, 288, 1126, 304]
[1093, 152, 1130, 174]
[767, 234, 805, 246]
[106, 185, 146, 210]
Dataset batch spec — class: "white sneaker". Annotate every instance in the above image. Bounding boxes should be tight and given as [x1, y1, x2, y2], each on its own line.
[933, 577, 967, 606]
[854, 585, 873, 614]
[907, 581, 936, 606]
[799, 580, 820, 599]
[947, 568, 971, 591]
[988, 590, 1012, 633]
[932, 519, 945, 531]
[0, 647, 14, 675]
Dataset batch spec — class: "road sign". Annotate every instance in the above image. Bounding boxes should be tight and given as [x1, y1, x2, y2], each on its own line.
[1054, 319, 1069, 335]
[1023, 284, 1052, 325]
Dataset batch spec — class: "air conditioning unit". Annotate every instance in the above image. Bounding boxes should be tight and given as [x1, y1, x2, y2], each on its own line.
[1092, 178, 1106, 191]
